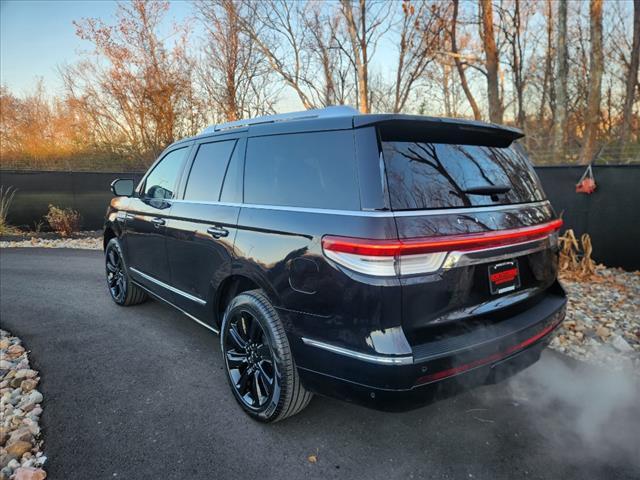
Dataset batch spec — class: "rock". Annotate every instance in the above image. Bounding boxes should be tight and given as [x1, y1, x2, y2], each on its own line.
[22, 420, 39, 437]
[5, 441, 31, 459]
[20, 380, 37, 394]
[26, 407, 42, 421]
[0, 467, 12, 480]
[0, 361, 12, 371]
[0, 427, 7, 447]
[5, 345, 25, 359]
[13, 467, 46, 480]
[19, 391, 43, 412]
[7, 428, 34, 445]
[7, 459, 19, 470]
[596, 326, 610, 340]
[611, 335, 634, 353]
[0, 339, 10, 350]
[14, 370, 37, 381]
[10, 377, 23, 388]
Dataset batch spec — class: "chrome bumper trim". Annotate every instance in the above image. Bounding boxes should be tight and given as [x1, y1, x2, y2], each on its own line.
[301, 338, 414, 365]
[442, 235, 556, 270]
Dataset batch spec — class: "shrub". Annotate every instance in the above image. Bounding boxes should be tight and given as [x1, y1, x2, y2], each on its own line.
[45, 204, 81, 237]
[0, 186, 17, 235]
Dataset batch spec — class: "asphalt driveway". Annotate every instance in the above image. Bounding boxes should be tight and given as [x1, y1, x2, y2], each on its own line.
[1, 248, 638, 480]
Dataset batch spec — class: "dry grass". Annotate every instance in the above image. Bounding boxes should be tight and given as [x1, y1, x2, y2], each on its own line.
[0, 186, 19, 235]
[558, 229, 598, 280]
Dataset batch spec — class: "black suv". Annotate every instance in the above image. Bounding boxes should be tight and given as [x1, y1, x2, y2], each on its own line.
[105, 106, 566, 422]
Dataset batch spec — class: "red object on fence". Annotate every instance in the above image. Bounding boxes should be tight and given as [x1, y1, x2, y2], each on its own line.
[576, 165, 597, 194]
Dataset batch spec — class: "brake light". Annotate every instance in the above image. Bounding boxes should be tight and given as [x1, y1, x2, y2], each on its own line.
[322, 218, 562, 276]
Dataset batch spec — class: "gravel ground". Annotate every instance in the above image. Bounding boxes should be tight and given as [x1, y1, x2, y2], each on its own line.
[0, 330, 47, 480]
[552, 268, 640, 374]
[0, 237, 101, 250]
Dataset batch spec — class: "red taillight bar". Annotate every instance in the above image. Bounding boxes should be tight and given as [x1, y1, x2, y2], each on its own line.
[322, 218, 563, 257]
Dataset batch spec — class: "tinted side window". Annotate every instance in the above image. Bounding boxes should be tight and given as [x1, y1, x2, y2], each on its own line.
[143, 147, 188, 200]
[244, 131, 359, 210]
[381, 141, 545, 210]
[184, 140, 237, 202]
[220, 140, 244, 203]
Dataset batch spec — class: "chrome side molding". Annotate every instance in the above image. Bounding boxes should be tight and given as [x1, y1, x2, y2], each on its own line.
[301, 337, 414, 365]
[129, 267, 207, 306]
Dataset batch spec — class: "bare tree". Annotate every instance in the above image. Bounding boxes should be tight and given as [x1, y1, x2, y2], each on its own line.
[480, 0, 503, 124]
[236, 0, 317, 109]
[551, 0, 568, 158]
[450, 0, 482, 120]
[538, 0, 554, 127]
[61, 0, 198, 162]
[389, 1, 445, 113]
[302, 3, 353, 106]
[236, 0, 356, 110]
[579, 0, 604, 165]
[338, 0, 391, 113]
[195, 0, 278, 122]
[0, 81, 104, 169]
[499, 0, 528, 128]
[620, 0, 640, 144]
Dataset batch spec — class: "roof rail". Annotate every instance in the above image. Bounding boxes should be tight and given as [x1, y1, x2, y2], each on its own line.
[200, 105, 359, 134]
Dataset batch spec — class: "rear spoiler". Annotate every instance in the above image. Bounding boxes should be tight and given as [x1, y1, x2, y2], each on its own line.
[353, 114, 524, 148]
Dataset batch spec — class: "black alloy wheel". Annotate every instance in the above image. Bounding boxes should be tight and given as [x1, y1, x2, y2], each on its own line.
[104, 238, 147, 306]
[221, 290, 312, 422]
[224, 310, 276, 409]
[106, 245, 126, 303]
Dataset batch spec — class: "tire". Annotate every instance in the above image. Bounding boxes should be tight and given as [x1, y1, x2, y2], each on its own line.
[105, 237, 147, 306]
[220, 289, 312, 422]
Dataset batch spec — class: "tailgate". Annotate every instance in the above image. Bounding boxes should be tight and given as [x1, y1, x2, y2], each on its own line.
[394, 203, 560, 342]
[378, 130, 560, 343]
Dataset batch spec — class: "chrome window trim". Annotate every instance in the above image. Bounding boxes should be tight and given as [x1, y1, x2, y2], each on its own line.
[301, 337, 414, 365]
[168, 199, 550, 218]
[129, 267, 207, 306]
[132, 281, 219, 334]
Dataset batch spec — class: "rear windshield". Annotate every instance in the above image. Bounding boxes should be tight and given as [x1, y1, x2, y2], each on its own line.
[381, 141, 545, 210]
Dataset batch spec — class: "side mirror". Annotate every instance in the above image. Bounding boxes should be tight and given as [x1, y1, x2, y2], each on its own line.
[110, 178, 135, 197]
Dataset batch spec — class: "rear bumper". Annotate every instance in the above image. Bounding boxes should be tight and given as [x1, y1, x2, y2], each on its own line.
[295, 288, 566, 411]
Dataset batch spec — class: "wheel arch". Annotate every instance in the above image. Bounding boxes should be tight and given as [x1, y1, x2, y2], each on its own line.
[103, 224, 117, 251]
[213, 272, 281, 329]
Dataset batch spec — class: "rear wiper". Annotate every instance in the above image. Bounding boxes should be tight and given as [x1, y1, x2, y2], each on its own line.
[462, 185, 511, 196]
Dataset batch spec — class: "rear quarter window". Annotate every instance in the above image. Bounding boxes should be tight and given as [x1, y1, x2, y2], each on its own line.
[183, 140, 237, 202]
[381, 141, 545, 210]
[244, 131, 360, 210]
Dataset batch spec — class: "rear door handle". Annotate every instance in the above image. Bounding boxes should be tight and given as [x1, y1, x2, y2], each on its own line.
[151, 217, 166, 227]
[207, 226, 229, 238]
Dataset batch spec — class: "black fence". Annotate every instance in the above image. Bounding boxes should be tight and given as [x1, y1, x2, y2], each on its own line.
[535, 165, 640, 270]
[0, 171, 143, 231]
[2, 166, 639, 270]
